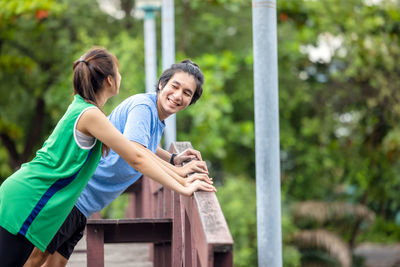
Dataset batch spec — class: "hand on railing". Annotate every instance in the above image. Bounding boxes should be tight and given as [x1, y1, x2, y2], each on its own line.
[177, 160, 209, 177]
[185, 173, 213, 186]
[185, 179, 217, 196]
[173, 148, 204, 166]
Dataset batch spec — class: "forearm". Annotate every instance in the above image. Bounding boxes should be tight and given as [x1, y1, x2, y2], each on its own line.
[156, 147, 172, 162]
[142, 146, 186, 185]
[129, 145, 189, 195]
[156, 156, 186, 185]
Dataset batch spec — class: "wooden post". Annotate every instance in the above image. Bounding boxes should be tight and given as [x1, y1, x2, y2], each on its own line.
[214, 251, 233, 267]
[172, 191, 183, 267]
[184, 211, 193, 267]
[154, 242, 172, 267]
[164, 184, 172, 218]
[125, 193, 136, 218]
[86, 225, 104, 267]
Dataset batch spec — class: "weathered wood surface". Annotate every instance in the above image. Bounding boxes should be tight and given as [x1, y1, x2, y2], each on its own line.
[169, 142, 233, 267]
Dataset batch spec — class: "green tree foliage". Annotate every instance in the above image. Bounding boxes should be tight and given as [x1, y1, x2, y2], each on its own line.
[179, 52, 255, 177]
[277, 0, 400, 221]
[0, 0, 145, 179]
[174, 0, 256, 179]
[275, 0, 400, 262]
[0, 0, 64, 176]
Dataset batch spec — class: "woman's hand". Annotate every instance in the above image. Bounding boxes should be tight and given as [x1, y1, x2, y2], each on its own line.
[185, 180, 216, 196]
[174, 148, 205, 167]
[177, 160, 208, 177]
[185, 173, 213, 186]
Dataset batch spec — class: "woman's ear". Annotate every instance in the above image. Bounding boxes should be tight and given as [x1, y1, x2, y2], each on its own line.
[106, 75, 113, 87]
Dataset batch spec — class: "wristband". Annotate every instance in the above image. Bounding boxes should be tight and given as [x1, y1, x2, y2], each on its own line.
[170, 153, 177, 165]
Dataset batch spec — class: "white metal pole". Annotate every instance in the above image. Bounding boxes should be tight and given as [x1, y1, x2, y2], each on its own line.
[162, 0, 176, 149]
[143, 8, 158, 93]
[252, 0, 282, 266]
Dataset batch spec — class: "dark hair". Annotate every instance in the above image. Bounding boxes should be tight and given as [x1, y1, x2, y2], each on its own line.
[73, 47, 118, 109]
[156, 59, 204, 105]
[73, 47, 118, 156]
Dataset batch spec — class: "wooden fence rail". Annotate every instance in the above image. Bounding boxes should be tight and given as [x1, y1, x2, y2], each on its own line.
[86, 141, 233, 267]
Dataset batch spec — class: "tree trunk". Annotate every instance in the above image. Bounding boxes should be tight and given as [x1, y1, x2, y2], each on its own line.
[121, 0, 135, 30]
[178, 0, 190, 53]
[0, 133, 21, 170]
[22, 97, 45, 163]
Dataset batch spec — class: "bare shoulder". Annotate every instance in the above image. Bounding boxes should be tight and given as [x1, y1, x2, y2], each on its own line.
[76, 107, 108, 135]
[81, 107, 105, 119]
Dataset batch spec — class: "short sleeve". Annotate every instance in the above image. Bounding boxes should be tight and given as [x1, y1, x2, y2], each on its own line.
[123, 104, 153, 148]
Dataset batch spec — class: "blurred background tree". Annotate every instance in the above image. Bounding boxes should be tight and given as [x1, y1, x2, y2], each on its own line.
[1, 0, 400, 266]
[0, 0, 146, 177]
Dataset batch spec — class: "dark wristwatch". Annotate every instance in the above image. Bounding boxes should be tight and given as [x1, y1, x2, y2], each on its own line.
[170, 153, 177, 165]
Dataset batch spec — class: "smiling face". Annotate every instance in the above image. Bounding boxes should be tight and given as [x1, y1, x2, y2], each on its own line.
[156, 71, 196, 121]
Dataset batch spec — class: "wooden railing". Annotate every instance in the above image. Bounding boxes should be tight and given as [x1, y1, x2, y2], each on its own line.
[86, 141, 233, 267]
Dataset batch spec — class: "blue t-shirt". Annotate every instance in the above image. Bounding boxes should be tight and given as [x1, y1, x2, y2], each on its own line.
[75, 93, 165, 217]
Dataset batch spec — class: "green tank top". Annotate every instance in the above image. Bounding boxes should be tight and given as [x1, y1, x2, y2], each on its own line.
[0, 94, 102, 251]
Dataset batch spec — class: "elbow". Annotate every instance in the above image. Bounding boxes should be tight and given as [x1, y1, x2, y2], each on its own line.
[127, 150, 145, 169]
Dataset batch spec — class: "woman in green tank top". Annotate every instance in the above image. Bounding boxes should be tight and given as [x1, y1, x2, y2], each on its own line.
[0, 47, 215, 266]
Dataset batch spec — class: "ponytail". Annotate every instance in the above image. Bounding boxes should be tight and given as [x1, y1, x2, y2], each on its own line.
[73, 47, 118, 156]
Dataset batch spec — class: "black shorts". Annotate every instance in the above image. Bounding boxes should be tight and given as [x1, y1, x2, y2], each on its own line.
[46, 206, 87, 259]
